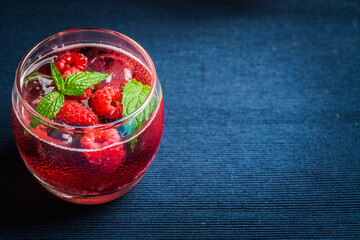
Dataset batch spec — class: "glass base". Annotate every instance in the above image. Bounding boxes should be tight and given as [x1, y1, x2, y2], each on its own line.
[39, 177, 143, 205]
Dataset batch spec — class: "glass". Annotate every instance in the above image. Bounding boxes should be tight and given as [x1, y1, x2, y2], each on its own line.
[11, 28, 164, 204]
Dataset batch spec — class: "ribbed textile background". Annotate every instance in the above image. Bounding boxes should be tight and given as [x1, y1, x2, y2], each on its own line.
[1, 0, 359, 239]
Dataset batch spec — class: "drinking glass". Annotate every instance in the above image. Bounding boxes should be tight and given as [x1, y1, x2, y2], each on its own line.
[11, 28, 164, 204]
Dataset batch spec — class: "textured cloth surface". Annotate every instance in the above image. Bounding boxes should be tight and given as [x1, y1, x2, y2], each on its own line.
[1, 0, 360, 239]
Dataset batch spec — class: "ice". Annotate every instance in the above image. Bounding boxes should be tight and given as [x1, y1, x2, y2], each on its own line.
[39, 77, 55, 95]
[23, 80, 44, 103]
[22, 75, 55, 108]
[88, 54, 135, 89]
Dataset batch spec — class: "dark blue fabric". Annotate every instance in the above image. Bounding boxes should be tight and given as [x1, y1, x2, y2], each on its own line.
[1, 0, 360, 239]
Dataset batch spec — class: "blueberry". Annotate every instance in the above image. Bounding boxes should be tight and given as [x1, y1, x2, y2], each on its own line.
[118, 118, 135, 138]
[47, 128, 73, 144]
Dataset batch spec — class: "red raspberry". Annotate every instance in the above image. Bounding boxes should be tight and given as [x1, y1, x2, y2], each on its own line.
[54, 52, 88, 74]
[62, 67, 81, 79]
[54, 100, 99, 126]
[89, 86, 123, 120]
[81, 129, 125, 168]
[134, 64, 152, 86]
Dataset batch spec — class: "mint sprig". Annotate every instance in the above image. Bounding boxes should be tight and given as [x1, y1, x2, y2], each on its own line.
[50, 62, 64, 91]
[121, 79, 156, 150]
[35, 91, 65, 119]
[29, 63, 110, 128]
[30, 91, 64, 128]
[64, 71, 111, 90]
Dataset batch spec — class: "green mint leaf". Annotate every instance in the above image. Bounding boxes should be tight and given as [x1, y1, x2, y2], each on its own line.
[36, 91, 65, 119]
[30, 116, 45, 129]
[122, 79, 156, 150]
[50, 63, 64, 91]
[130, 138, 137, 151]
[24, 72, 52, 83]
[61, 87, 85, 96]
[63, 71, 110, 94]
[30, 91, 65, 128]
[122, 79, 156, 132]
[29, 116, 55, 129]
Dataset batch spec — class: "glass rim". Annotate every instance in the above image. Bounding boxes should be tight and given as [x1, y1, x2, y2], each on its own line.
[15, 27, 157, 131]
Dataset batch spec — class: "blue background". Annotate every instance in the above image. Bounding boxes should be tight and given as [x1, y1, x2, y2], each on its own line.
[1, 0, 360, 239]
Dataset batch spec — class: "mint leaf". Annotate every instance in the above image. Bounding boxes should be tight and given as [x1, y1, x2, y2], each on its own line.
[122, 79, 156, 132]
[24, 72, 52, 83]
[130, 138, 137, 151]
[64, 71, 110, 94]
[50, 63, 64, 91]
[61, 87, 85, 96]
[30, 116, 46, 129]
[36, 91, 65, 119]
[30, 91, 64, 128]
[122, 79, 156, 150]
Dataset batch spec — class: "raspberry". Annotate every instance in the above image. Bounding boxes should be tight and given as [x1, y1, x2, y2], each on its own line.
[89, 86, 123, 120]
[54, 100, 99, 126]
[54, 52, 88, 74]
[81, 129, 125, 168]
[62, 67, 81, 79]
[134, 65, 152, 86]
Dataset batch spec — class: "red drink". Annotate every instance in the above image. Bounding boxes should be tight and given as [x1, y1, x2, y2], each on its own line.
[11, 29, 164, 204]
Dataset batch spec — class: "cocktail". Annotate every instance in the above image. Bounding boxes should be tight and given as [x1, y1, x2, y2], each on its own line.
[11, 28, 164, 204]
